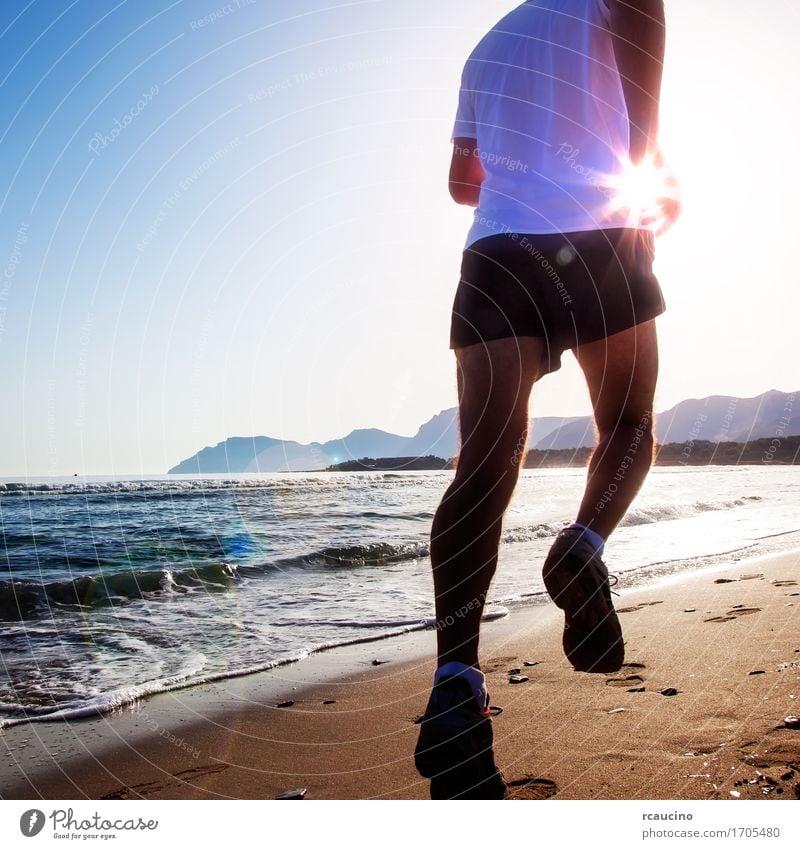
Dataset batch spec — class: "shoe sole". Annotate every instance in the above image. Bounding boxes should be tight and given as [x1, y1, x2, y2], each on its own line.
[429, 764, 507, 800]
[543, 556, 624, 672]
[414, 716, 493, 780]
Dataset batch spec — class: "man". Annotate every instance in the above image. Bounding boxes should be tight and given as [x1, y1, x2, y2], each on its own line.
[415, 0, 679, 796]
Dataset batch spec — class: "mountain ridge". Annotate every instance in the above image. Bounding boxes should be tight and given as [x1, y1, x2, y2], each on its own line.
[168, 388, 798, 473]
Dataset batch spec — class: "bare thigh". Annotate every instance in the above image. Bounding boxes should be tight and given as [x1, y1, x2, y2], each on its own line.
[454, 337, 546, 482]
[573, 320, 659, 432]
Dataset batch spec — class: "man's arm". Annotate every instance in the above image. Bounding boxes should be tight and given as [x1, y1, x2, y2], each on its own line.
[449, 138, 485, 206]
[608, 0, 665, 164]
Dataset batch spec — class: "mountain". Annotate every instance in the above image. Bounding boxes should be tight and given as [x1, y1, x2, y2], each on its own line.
[656, 389, 799, 445]
[529, 415, 586, 445]
[532, 389, 799, 450]
[167, 410, 572, 473]
[403, 409, 459, 458]
[167, 389, 798, 473]
[533, 418, 597, 450]
[321, 429, 409, 463]
[168, 436, 331, 474]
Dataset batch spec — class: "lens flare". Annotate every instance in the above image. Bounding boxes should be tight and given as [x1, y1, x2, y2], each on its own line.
[606, 155, 680, 231]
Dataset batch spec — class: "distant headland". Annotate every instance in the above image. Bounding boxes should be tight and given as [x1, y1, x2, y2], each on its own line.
[323, 434, 800, 472]
[169, 389, 799, 473]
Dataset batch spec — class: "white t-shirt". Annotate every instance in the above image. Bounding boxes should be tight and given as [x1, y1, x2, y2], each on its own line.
[453, 0, 633, 247]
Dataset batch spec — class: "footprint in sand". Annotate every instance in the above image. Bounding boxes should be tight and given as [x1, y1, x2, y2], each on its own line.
[606, 674, 645, 688]
[606, 664, 646, 689]
[506, 775, 558, 800]
[483, 656, 517, 673]
[617, 601, 664, 614]
[704, 607, 761, 623]
[102, 764, 230, 800]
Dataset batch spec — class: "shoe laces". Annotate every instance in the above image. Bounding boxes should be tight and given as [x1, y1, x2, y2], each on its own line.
[587, 547, 620, 597]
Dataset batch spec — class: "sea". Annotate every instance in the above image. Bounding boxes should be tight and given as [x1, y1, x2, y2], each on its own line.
[2, 466, 799, 728]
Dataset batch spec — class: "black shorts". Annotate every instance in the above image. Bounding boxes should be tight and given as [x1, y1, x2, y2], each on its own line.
[449, 228, 666, 374]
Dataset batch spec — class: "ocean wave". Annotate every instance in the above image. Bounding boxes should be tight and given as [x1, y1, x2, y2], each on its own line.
[502, 522, 563, 544]
[497, 498, 760, 544]
[0, 478, 336, 498]
[268, 608, 508, 629]
[0, 562, 241, 619]
[2, 495, 765, 619]
[0, 539, 434, 620]
[359, 510, 435, 520]
[301, 541, 429, 568]
[0, 473, 446, 499]
[0, 606, 510, 727]
[620, 497, 760, 527]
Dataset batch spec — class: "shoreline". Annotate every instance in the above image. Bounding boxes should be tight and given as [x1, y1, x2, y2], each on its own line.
[3, 528, 799, 733]
[3, 543, 800, 800]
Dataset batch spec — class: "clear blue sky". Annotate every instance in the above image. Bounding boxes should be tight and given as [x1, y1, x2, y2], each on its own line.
[2, 0, 798, 475]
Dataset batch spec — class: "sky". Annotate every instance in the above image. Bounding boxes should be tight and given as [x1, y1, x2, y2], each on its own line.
[1, 0, 798, 476]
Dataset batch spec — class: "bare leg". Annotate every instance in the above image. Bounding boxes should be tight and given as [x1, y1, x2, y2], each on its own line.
[573, 320, 659, 539]
[431, 337, 544, 669]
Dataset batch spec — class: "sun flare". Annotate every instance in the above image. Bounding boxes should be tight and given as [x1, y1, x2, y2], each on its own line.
[606, 155, 680, 229]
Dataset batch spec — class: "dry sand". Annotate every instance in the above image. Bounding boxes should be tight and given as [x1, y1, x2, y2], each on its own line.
[2, 547, 799, 801]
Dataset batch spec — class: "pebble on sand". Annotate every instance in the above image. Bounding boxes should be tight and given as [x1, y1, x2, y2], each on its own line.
[509, 675, 529, 684]
[748, 670, 766, 676]
[508, 667, 522, 675]
[372, 659, 390, 666]
[523, 661, 541, 667]
[276, 788, 307, 800]
[276, 700, 295, 708]
[323, 699, 336, 705]
[784, 715, 800, 729]
[659, 688, 679, 697]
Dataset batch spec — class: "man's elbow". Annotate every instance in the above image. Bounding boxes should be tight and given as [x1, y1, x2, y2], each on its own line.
[449, 181, 480, 206]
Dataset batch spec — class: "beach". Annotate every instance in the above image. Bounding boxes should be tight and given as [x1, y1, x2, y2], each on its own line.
[3, 467, 797, 732]
[2, 0, 798, 821]
[2, 543, 799, 801]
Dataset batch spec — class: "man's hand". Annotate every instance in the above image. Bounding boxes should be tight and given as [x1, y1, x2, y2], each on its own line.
[612, 146, 681, 235]
[449, 138, 485, 206]
[640, 148, 682, 235]
[642, 182, 681, 236]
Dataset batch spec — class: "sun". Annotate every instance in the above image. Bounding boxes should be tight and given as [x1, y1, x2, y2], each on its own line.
[606, 153, 681, 232]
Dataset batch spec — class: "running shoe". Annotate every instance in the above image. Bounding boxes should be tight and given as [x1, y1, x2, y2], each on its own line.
[414, 675, 505, 799]
[542, 526, 624, 672]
